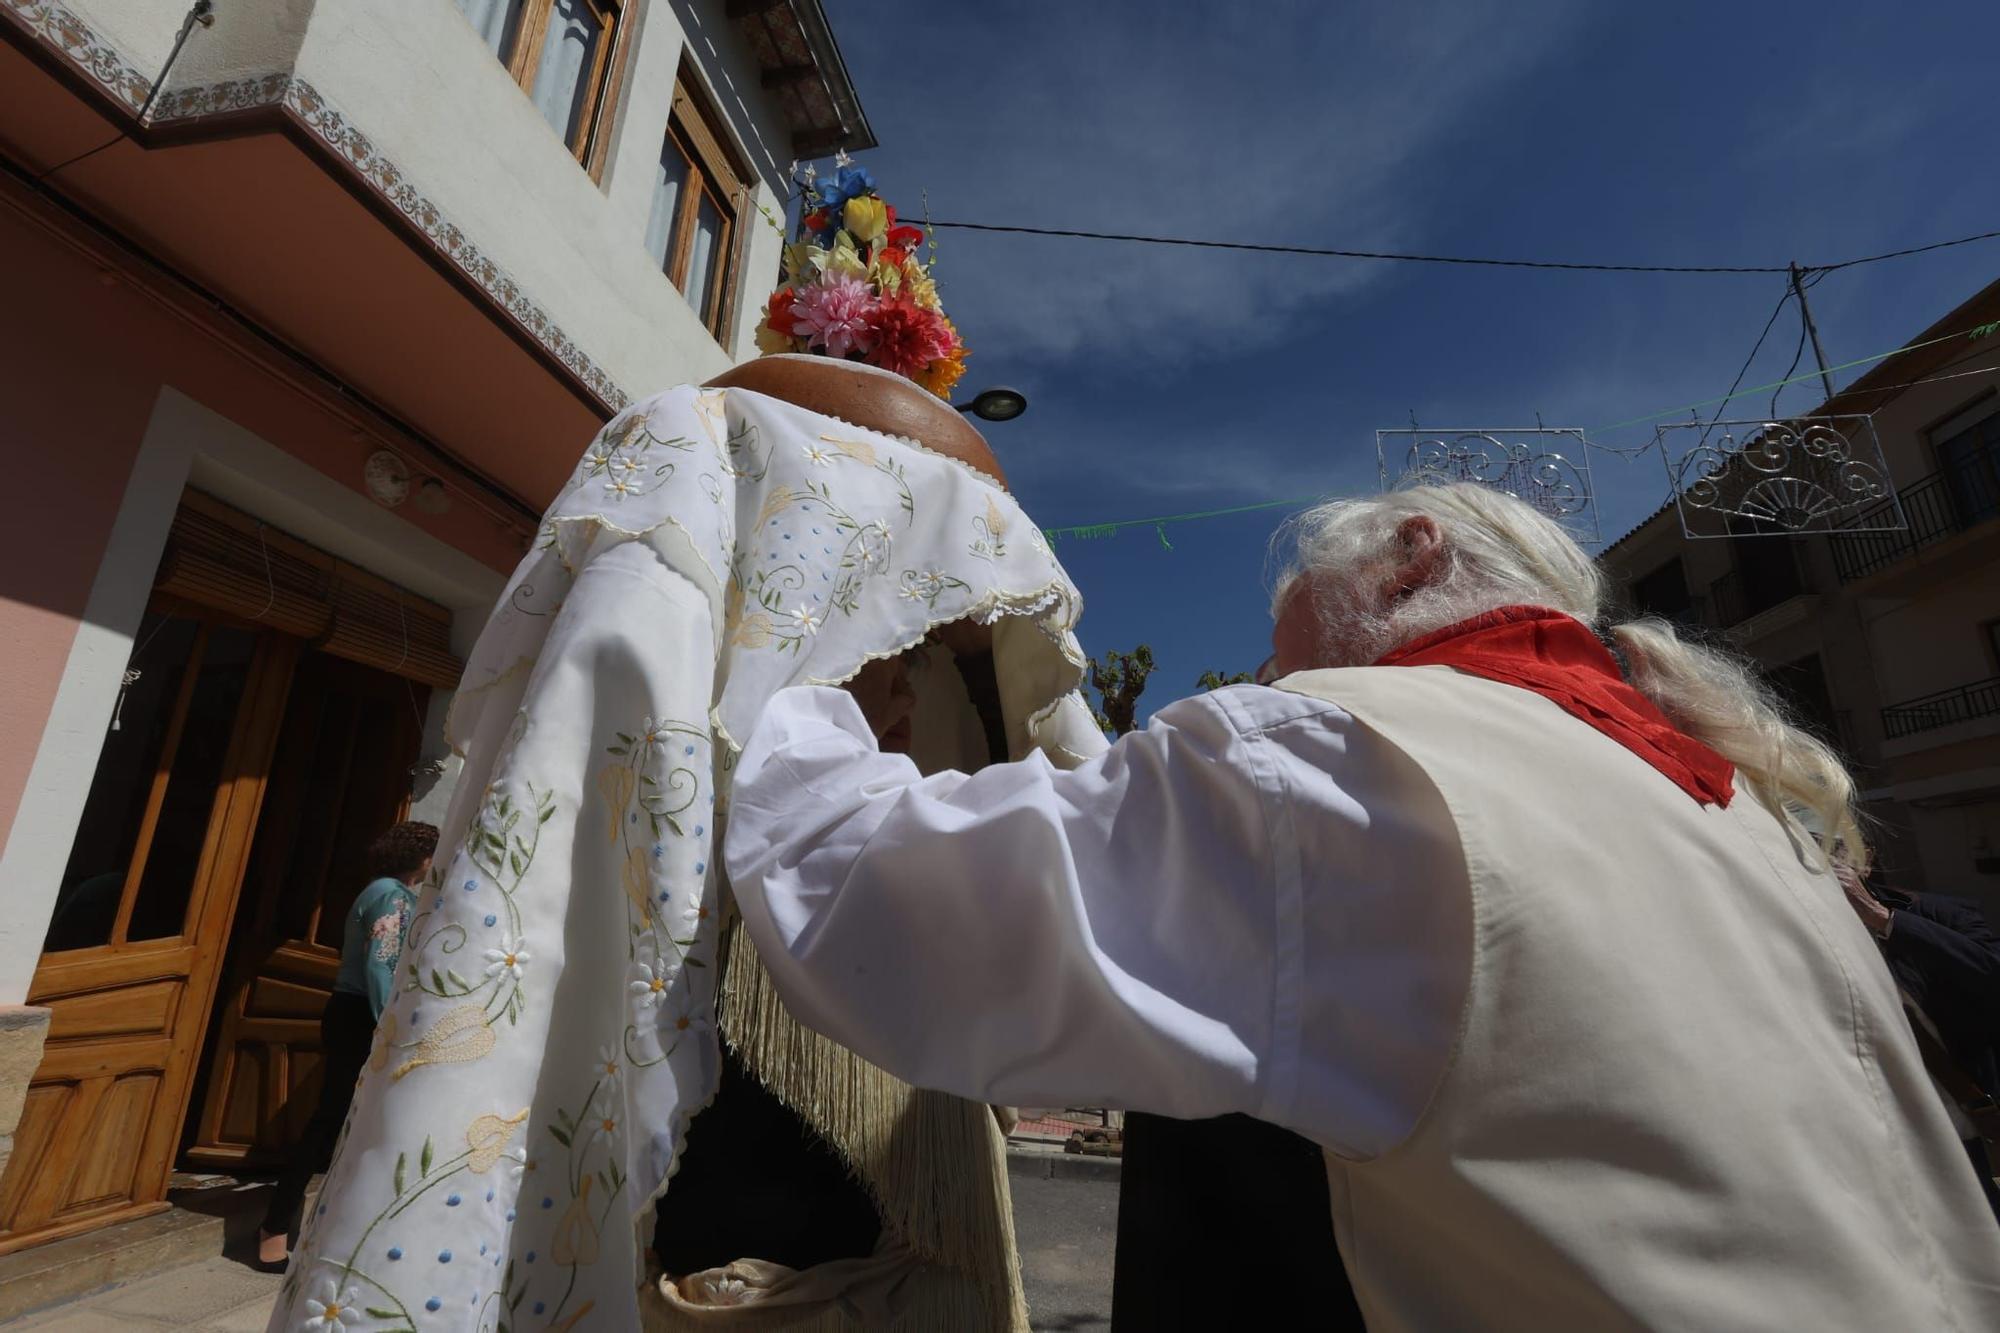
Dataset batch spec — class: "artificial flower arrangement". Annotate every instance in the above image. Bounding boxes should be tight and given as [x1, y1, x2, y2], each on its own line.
[756, 157, 968, 401]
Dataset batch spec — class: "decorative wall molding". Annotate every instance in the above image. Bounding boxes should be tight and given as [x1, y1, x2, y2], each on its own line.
[1, 0, 631, 415]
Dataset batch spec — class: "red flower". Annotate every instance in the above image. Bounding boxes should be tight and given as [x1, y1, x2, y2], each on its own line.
[764, 286, 804, 336]
[803, 208, 834, 234]
[863, 295, 955, 378]
[887, 224, 925, 250]
[885, 203, 897, 228]
[877, 245, 909, 270]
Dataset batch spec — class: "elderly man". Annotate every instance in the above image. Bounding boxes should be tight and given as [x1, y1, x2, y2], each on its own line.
[724, 483, 2000, 1328]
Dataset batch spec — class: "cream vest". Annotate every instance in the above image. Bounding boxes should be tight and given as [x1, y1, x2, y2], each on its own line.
[1279, 666, 2000, 1332]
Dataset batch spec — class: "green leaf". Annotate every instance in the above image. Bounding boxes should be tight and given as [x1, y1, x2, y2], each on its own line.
[420, 1136, 434, 1176]
[430, 969, 445, 993]
[549, 1125, 572, 1147]
[392, 1152, 406, 1194]
[539, 804, 555, 823]
[617, 732, 635, 745]
[510, 850, 526, 877]
[684, 957, 705, 968]
[366, 1308, 402, 1320]
[447, 969, 469, 990]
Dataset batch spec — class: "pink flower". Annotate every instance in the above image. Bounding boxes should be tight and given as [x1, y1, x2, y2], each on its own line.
[791, 275, 879, 360]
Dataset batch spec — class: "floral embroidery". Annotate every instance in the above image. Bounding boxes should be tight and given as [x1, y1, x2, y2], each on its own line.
[482, 937, 531, 981]
[301, 1277, 357, 1332]
[900, 568, 972, 609]
[368, 902, 406, 963]
[971, 496, 1010, 561]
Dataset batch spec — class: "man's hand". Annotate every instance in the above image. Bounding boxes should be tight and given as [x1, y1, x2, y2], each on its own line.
[1836, 863, 1892, 939]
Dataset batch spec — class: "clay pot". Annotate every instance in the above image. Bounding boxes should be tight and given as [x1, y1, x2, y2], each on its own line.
[704, 354, 1008, 491]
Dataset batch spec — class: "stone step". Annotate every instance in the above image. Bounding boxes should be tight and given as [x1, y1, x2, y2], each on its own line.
[0, 1179, 275, 1324]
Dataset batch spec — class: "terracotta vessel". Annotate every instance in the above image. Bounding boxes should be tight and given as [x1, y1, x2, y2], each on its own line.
[704, 353, 1008, 491]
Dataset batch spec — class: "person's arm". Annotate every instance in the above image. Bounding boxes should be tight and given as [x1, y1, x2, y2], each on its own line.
[724, 685, 1290, 1123]
[1883, 898, 2000, 1032]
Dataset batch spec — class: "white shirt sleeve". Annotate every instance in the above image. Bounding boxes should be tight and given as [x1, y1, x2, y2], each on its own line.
[724, 683, 1470, 1156]
[725, 684, 1295, 1120]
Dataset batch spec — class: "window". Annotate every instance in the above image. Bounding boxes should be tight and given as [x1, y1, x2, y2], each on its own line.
[644, 73, 747, 339]
[1935, 409, 2000, 528]
[1630, 557, 1695, 624]
[456, 0, 621, 164]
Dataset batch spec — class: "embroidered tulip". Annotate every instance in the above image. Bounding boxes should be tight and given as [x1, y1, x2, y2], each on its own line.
[621, 844, 654, 913]
[369, 1011, 398, 1072]
[394, 1004, 496, 1080]
[552, 1176, 601, 1266]
[596, 765, 635, 841]
[466, 1107, 531, 1173]
[841, 194, 888, 243]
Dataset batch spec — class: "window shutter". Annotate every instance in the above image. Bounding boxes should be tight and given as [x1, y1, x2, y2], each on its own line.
[154, 492, 464, 689]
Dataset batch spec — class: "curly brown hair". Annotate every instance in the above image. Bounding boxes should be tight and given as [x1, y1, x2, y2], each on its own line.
[367, 821, 439, 882]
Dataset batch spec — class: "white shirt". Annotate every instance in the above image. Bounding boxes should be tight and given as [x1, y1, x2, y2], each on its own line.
[723, 683, 1469, 1159]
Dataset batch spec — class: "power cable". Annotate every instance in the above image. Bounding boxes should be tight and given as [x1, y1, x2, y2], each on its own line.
[34, 1, 214, 181]
[922, 218, 2000, 279]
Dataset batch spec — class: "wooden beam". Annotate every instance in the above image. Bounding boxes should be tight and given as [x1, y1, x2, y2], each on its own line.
[760, 64, 818, 90]
[791, 125, 854, 159]
[725, 0, 788, 19]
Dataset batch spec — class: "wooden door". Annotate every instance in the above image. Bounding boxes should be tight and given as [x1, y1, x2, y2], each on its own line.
[0, 607, 296, 1252]
[185, 654, 424, 1168]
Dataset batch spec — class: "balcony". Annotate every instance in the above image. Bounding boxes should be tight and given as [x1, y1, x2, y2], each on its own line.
[1832, 439, 2000, 583]
[1880, 676, 2000, 740]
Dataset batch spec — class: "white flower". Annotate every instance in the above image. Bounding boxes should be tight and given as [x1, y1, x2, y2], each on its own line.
[605, 476, 641, 501]
[629, 958, 670, 1008]
[801, 443, 834, 468]
[791, 605, 821, 637]
[483, 937, 531, 980]
[596, 1043, 623, 1083]
[833, 148, 853, 168]
[583, 449, 611, 471]
[506, 1150, 532, 1183]
[303, 1278, 357, 1332]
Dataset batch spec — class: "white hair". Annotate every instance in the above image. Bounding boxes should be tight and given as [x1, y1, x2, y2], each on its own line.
[1273, 482, 1865, 867]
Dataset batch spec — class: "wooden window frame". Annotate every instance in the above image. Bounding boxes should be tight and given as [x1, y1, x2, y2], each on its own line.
[659, 67, 753, 344]
[494, 0, 626, 171]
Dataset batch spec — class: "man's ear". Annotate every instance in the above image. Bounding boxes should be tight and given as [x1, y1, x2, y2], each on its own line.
[1392, 514, 1445, 598]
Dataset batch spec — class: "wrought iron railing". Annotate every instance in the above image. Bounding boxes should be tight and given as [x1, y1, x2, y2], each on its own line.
[1831, 440, 2000, 582]
[1880, 676, 2000, 740]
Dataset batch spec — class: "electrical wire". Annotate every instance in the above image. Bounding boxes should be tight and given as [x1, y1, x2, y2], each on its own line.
[1695, 281, 1795, 455]
[922, 218, 2000, 279]
[34, 1, 213, 181]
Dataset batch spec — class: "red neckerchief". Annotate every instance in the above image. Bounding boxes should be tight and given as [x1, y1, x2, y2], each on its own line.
[1374, 605, 1735, 807]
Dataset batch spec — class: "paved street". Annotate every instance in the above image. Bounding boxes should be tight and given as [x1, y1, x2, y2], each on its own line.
[1013, 1171, 1119, 1331]
[4, 1168, 1118, 1330]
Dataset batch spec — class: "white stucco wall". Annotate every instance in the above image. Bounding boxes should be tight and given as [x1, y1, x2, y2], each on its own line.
[0, 388, 504, 1004]
[67, 0, 798, 391]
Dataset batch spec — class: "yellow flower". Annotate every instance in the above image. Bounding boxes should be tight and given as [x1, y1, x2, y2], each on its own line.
[821, 234, 867, 281]
[917, 338, 970, 400]
[783, 242, 822, 282]
[393, 1004, 496, 1080]
[903, 261, 940, 312]
[755, 322, 796, 355]
[868, 256, 902, 297]
[842, 195, 888, 243]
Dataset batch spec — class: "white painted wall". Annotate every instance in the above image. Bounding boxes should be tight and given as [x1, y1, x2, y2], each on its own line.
[0, 388, 504, 1003]
[65, 0, 797, 390]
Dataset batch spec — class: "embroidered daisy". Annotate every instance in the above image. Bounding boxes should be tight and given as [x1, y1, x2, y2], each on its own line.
[801, 443, 834, 468]
[629, 958, 670, 1009]
[483, 937, 531, 980]
[605, 476, 642, 501]
[596, 1044, 623, 1083]
[302, 1278, 358, 1332]
[791, 605, 821, 637]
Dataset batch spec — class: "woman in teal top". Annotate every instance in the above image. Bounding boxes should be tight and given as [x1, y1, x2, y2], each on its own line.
[260, 821, 438, 1266]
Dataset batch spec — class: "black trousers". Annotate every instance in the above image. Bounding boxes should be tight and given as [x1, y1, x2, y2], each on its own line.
[263, 990, 375, 1237]
[1112, 1111, 1365, 1332]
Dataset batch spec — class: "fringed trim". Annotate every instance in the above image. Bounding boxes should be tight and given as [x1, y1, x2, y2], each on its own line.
[715, 925, 1028, 1331]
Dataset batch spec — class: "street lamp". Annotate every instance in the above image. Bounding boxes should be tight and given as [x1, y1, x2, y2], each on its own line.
[957, 386, 1028, 422]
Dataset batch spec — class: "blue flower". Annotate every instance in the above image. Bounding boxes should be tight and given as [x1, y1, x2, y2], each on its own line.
[813, 164, 875, 209]
[426, 1297, 442, 1312]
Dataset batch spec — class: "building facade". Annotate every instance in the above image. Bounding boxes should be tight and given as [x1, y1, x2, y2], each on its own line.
[0, 0, 868, 1253]
[1601, 277, 2000, 915]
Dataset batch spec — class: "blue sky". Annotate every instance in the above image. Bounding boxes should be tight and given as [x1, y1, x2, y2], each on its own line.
[823, 0, 2000, 719]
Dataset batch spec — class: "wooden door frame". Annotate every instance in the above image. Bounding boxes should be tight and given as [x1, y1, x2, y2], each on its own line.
[1, 625, 298, 1252]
